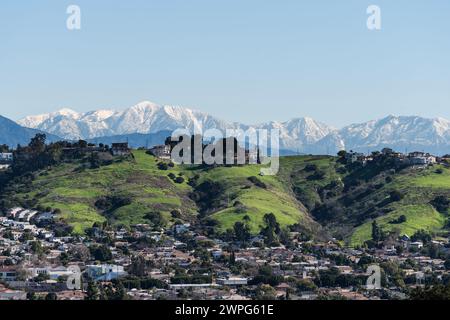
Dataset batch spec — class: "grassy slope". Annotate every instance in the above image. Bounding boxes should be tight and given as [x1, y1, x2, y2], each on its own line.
[349, 165, 450, 246]
[278, 155, 344, 210]
[350, 204, 445, 246]
[196, 164, 317, 234]
[14, 151, 317, 235]
[13, 151, 448, 242]
[18, 151, 197, 233]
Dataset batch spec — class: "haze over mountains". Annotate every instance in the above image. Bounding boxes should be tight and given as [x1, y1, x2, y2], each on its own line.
[5, 101, 450, 155]
[0, 115, 61, 147]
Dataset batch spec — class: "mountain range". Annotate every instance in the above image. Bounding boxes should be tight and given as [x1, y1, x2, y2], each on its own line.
[3, 101, 450, 155]
[0, 115, 61, 148]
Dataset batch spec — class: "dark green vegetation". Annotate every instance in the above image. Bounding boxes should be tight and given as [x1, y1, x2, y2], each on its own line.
[1, 137, 450, 246]
[278, 152, 450, 246]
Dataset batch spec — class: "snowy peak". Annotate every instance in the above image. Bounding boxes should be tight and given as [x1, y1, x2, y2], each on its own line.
[15, 102, 450, 155]
[17, 101, 232, 140]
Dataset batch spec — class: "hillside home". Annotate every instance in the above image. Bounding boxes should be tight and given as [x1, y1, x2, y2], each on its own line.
[86, 264, 126, 281]
[148, 144, 171, 159]
[216, 277, 248, 286]
[0, 153, 13, 163]
[0, 267, 17, 281]
[111, 143, 131, 156]
[406, 152, 436, 166]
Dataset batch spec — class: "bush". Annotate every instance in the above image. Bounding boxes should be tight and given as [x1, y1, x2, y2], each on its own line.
[168, 173, 176, 180]
[248, 176, 267, 189]
[389, 190, 404, 202]
[389, 215, 407, 224]
[158, 162, 168, 170]
[171, 210, 182, 219]
[430, 195, 450, 213]
[175, 177, 185, 184]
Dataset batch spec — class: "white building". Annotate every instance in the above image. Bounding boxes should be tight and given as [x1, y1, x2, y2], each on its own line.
[148, 145, 171, 159]
[0, 153, 13, 162]
[86, 264, 126, 281]
[216, 277, 248, 286]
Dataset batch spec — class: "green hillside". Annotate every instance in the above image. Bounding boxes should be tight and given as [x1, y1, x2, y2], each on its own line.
[277, 155, 450, 246]
[3, 150, 450, 244]
[12, 151, 198, 233]
[350, 204, 446, 246]
[193, 164, 317, 234]
[6, 150, 318, 235]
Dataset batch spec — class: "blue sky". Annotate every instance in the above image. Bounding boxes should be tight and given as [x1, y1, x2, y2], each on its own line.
[1, 0, 449, 127]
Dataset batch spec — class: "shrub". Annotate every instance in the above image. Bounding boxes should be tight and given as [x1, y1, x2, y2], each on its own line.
[175, 177, 185, 184]
[248, 176, 267, 189]
[158, 162, 168, 170]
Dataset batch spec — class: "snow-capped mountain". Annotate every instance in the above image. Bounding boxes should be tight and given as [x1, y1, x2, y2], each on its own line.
[18, 101, 332, 153]
[253, 117, 334, 153]
[18, 101, 239, 141]
[16, 102, 450, 155]
[335, 115, 450, 154]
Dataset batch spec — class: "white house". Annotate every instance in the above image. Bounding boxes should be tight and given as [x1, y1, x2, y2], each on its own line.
[148, 145, 171, 159]
[0, 153, 13, 163]
[86, 264, 126, 281]
[216, 277, 248, 286]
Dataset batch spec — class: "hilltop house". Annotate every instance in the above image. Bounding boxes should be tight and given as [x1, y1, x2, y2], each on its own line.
[111, 143, 131, 156]
[148, 144, 171, 160]
[406, 152, 436, 166]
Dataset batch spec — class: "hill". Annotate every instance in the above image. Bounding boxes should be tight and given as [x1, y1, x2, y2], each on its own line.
[2, 149, 450, 245]
[0, 115, 61, 147]
[1, 150, 319, 236]
[277, 155, 450, 246]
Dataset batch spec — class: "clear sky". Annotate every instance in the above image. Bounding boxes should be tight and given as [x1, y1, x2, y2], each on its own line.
[1, 0, 449, 127]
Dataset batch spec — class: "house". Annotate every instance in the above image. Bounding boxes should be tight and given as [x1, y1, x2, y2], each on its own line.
[148, 144, 171, 159]
[27, 266, 77, 280]
[410, 241, 424, 249]
[0, 285, 26, 300]
[407, 152, 436, 166]
[0, 267, 17, 281]
[86, 264, 126, 281]
[216, 277, 248, 286]
[0, 153, 13, 163]
[111, 143, 130, 156]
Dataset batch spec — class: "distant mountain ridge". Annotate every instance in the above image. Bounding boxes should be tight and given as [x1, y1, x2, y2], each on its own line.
[15, 101, 450, 155]
[0, 115, 61, 147]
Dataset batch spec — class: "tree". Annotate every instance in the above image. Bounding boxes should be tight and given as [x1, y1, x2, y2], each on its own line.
[90, 245, 112, 262]
[261, 213, 281, 246]
[144, 211, 165, 228]
[86, 281, 100, 300]
[444, 258, 450, 271]
[129, 255, 147, 277]
[337, 150, 347, 158]
[411, 229, 432, 244]
[35, 273, 50, 283]
[233, 222, 251, 243]
[371, 220, 383, 242]
[430, 195, 450, 213]
[389, 190, 404, 202]
[28, 133, 46, 154]
[45, 292, 58, 300]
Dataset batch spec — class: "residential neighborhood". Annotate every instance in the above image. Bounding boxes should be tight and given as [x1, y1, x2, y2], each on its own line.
[1, 202, 450, 300]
